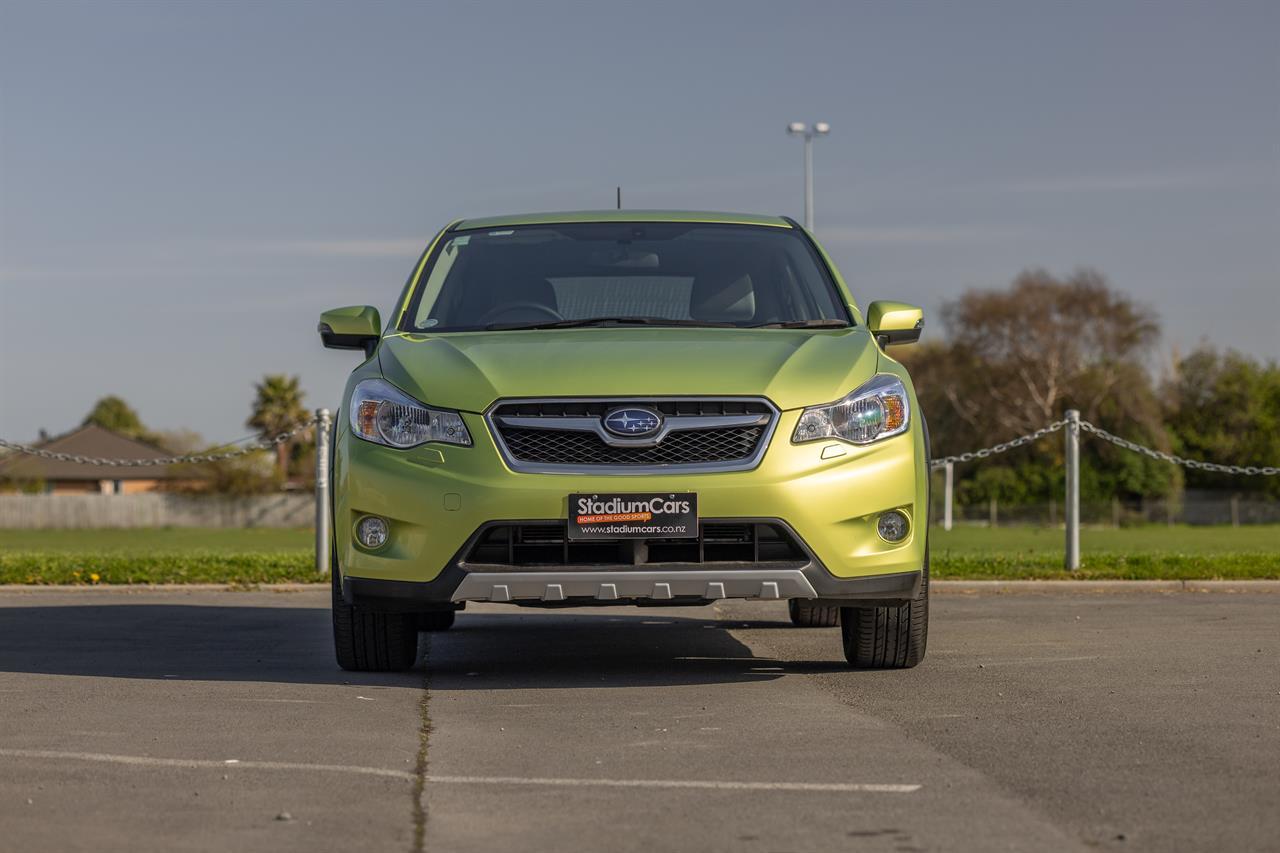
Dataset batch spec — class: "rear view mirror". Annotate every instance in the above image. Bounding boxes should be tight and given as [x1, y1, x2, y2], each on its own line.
[319, 305, 381, 356]
[589, 246, 660, 268]
[866, 301, 924, 348]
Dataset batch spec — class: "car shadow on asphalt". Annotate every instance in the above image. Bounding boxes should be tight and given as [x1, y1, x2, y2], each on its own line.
[423, 610, 852, 690]
[0, 604, 850, 688]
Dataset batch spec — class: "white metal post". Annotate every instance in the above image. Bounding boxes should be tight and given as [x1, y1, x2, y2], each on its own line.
[1065, 409, 1080, 571]
[315, 408, 332, 576]
[803, 134, 814, 231]
[943, 461, 953, 531]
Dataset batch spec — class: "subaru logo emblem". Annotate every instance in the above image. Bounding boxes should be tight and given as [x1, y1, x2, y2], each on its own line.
[603, 407, 663, 437]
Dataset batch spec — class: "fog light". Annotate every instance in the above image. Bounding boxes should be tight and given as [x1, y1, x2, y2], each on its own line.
[877, 511, 909, 542]
[355, 516, 389, 549]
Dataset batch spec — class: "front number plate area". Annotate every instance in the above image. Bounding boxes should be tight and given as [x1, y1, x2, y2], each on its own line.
[567, 493, 698, 540]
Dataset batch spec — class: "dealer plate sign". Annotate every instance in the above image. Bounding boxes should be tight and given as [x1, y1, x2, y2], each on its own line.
[567, 493, 698, 540]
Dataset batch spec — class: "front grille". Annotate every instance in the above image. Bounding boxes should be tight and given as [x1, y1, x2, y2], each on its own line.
[501, 425, 764, 466]
[465, 521, 808, 568]
[487, 397, 776, 470]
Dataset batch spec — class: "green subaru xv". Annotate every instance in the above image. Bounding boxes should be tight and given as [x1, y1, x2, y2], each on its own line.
[319, 211, 929, 671]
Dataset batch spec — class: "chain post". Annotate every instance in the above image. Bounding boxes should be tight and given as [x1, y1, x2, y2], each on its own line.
[1065, 409, 1080, 571]
[315, 409, 332, 577]
[943, 461, 954, 532]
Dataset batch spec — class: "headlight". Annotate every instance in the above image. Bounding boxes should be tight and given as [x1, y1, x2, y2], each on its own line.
[792, 375, 910, 445]
[349, 378, 472, 448]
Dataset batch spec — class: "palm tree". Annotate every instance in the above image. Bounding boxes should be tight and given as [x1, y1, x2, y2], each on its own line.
[248, 375, 308, 478]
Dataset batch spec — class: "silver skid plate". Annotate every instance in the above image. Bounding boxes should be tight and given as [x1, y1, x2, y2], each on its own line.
[450, 569, 818, 603]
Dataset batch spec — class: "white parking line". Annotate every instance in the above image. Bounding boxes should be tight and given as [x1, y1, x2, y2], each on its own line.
[426, 775, 920, 793]
[0, 749, 919, 793]
[0, 748, 416, 781]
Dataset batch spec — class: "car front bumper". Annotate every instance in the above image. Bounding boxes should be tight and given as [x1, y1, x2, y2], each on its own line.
[333, 406, 929, 606]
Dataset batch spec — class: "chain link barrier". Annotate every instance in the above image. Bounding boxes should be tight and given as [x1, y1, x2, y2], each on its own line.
[1077, 420, 1279, 476]
[2, 411, 1275, 475]
[0, 416, 318, 469]
[929, 417, 1278, 475]
[930, 419, 1069, 469]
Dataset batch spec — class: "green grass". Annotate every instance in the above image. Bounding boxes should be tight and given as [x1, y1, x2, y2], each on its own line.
[0, 552, 318, 585]
[931, 524, 1280, 579]
[0, 525, 1275, 585]
[0, 528, 316, 585]
[0, 527, 311, 553]
[932, 524, 1279, 555]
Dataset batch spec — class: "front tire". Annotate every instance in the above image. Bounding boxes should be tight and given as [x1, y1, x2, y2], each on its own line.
[332, 559, 419, 672]
[788, 599, 839, 627]
[839, 553, 929, 669]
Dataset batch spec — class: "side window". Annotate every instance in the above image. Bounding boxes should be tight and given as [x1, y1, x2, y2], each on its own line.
[780, 258, 820, 320]
[413, 237, 466, 329]
[757, 254, 813, 323]
[785, 239, 843, 320]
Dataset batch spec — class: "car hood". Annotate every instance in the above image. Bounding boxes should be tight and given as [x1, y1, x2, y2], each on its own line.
[378, 327, 881, 412]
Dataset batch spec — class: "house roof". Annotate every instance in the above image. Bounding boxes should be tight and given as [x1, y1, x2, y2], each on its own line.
[0, 424, 182, 481]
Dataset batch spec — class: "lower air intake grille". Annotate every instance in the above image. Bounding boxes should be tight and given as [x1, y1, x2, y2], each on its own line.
[465, 521, 808, 568]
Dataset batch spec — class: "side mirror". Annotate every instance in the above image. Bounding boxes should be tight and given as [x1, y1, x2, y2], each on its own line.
[866, 301, 924, 348]
[319, 305, 381, 356]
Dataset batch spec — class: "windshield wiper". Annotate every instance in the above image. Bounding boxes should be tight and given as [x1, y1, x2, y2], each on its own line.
[486, 316, 735, 331]
[746, 319, 851, 329]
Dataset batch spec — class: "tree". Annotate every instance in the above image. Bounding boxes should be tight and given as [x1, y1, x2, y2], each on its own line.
[247, 375, 309, 477]
[167, 452, 283, 496]
[152, 429, 206, 456]
[83, 396, 151, 440]
[900, 268, 1178, 504]
[935, 268, 1161, 437]
[1164, 347, 1280, 499]
[154, 429, 290, 496]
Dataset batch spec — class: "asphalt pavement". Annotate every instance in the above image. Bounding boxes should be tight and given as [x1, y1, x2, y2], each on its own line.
[0, 585, 1275, 852]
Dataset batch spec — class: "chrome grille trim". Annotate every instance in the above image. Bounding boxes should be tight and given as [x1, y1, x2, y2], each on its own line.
[484, 396, 780, 475]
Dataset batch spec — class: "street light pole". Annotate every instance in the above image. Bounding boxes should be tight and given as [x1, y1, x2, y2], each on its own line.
[787, 121, 829, 231]
[803, 134, 813, 232]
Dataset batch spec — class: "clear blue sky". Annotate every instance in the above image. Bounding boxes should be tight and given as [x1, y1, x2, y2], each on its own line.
[2, 1, 1277, 444]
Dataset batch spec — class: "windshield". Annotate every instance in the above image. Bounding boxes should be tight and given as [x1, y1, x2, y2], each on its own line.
[400, 222, 851, 332]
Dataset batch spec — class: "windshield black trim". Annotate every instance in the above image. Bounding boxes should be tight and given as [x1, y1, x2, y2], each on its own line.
[395, 220, 854, 334]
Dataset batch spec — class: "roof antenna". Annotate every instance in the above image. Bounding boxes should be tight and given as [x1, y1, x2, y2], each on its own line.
[616, 186, 622, 210]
